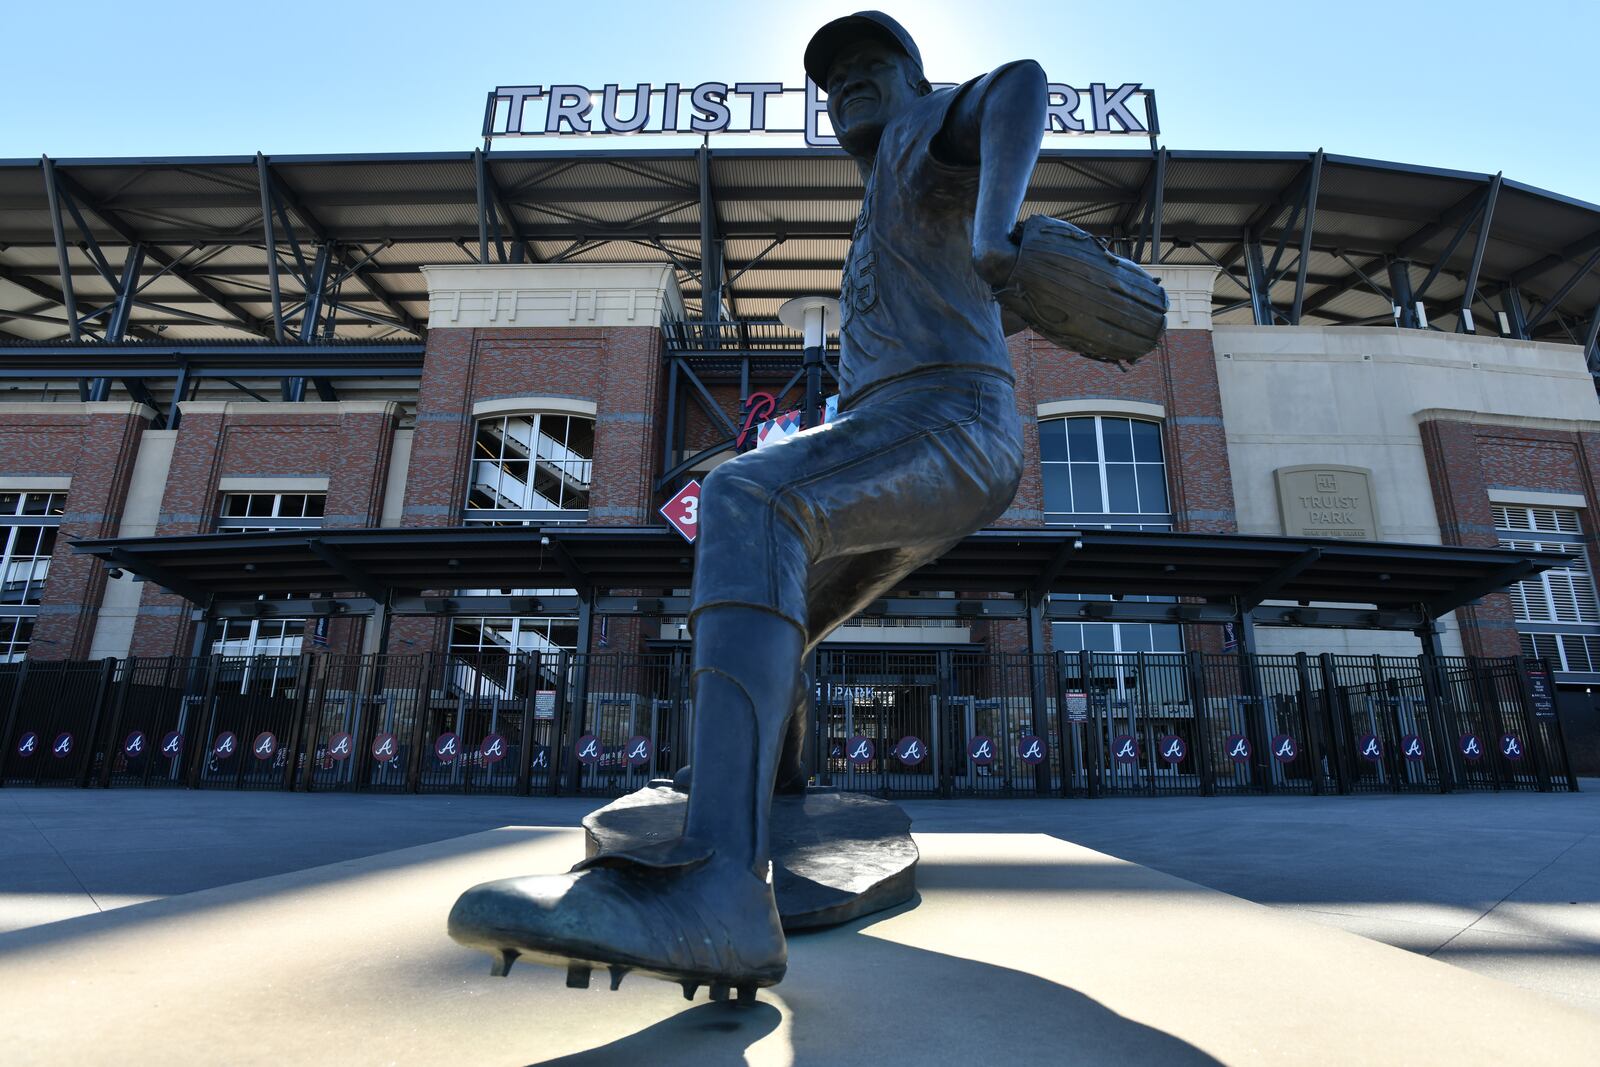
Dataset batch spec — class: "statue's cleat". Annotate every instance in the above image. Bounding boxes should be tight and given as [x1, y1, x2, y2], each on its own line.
[449, 840, 787, 997]
[489, 948, 518, 977]
[681, 981, 700, 1000]
[609, 965, 627, 991]
[737, 984, 757, 1005]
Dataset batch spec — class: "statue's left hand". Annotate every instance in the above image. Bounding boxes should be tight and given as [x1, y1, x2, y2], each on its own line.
[972, 227, 1021, 290]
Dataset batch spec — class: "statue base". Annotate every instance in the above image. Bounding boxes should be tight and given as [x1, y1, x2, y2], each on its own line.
[583, 783, 918, 930]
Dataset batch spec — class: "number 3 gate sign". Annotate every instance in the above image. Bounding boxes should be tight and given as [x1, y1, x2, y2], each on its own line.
[661, 479, 702, 543]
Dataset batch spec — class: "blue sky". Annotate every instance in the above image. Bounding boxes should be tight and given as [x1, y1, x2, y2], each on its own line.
[3, 0, 1597, 203]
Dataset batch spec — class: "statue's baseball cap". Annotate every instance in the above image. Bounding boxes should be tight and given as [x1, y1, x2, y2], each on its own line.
[804, 11, 924, 87]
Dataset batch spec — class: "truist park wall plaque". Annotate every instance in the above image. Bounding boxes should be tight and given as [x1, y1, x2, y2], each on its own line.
[1275, 465, 1378, 540]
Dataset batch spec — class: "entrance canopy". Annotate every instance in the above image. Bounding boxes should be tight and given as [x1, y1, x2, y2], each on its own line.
[74, 525, 1553, 633]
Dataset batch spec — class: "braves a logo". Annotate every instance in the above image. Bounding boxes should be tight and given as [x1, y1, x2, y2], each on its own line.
[625, 735, 652, 766]
[893, 736, 926, 766]
[1357, 733, 1381, 761]
[1271, 734, 1298, 763]
[847, 736, 875, 765]
[327, 732, 353, 761]
[480, 733, 507, 765]
[1225, 733, 1251, 763]
[435, 732, 460, 762]
[370, 733, 398, 763]
[1500, 734, 1524, 760]
[575, 734, 602, 764]
[1111, 734, 1138, 764]
[1400, 734, 1425, 761]
[122, 731, 146, 756]
[968, 735, 995, 765]
[160, 731, 183, 757]
[213, 731, 238, 758]
[52, 732, 73, 757]
[253, 732, 277, 760]
[1018, 735, 1046, 765]
[1459, 734, 1483, 760]
[530, 745, 550, 770]
[16, 731, 38, 756]
[1158, 735, 1186, 764]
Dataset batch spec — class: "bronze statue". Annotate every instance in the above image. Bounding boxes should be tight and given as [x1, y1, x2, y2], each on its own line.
[448, 10, 1165, 1004]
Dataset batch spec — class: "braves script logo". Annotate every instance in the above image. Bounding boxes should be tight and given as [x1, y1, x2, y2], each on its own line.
[1271, 734, 1298, 763]
[121, 730, 146, 756]
[625, 735, 652, 766]
[968, 735, 996, 765]
[1459, 734, 1483, 760]
[1018, 735, 1047, 765]
[530, 744, 550, 770]
[1400, 734, 1425, 761]
[1111, 734, 1139, 765]
[370, 732, 399, 763]
[1224, 733, 1251, 763]
[847, 736, 875, 765]
[434, 732, 460, 763]
[327, 732, 353, 761]
[1158, 735, 1186, 764]
[213, 731, 238, 759]
[253, 732, 278, 760]
[160, 731, 183, 758]
[575, 734, 602, 765]
[16, 731, 38, 757]
[1500, 734, 1524, 760]
[1357, 733, 1382, 762]
[735, 391, 777, 450]
[892, 736, 926, 767]
[51, 732, 73, 758]
[480, 733, 508, 765]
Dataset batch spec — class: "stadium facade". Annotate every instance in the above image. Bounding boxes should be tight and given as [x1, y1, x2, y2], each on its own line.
[0, 143, 1596, 787]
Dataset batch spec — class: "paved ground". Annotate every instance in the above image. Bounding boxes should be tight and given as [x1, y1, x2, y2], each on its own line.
[3, 784, 1598, 1015]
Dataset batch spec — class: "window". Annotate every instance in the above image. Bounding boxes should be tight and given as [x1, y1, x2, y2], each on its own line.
[213, 492, 326, 657]
[1039, 416, 1181, 655]
[466, 413, 594, 521]
[458, 413, 595, 660]
[0, 491, 64, 662]
[1496, 504, 1600, 678]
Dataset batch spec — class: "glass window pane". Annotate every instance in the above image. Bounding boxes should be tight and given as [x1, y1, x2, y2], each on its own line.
[1042, 465, 1071, 513]
[1151, 625, 1184, 652]
[304, 495, 325, 517]
[1039, 419, 1068, 462]
[1135, 465, 1169, 513]
[0, 494, 18, 516]
[1065, 418, 1098, 461]
[1070, 464, 1102, 513]
[1119, 625, 1153, 653]
[1131, 420, 1163, 462]
[1106, 464, 1139, 512]
[21, 493, 50, 516]
[1082, 624, 1117, 652]
[1102, 418, 1134, 462]
[1051, 623, 1083, 653]
[246, 495, 272, 516]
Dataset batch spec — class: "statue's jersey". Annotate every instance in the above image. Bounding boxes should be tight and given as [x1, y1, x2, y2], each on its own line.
[838, 68, 1018, 403]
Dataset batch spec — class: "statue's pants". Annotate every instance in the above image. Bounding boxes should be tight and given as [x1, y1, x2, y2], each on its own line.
[689, 371, 1025, 650]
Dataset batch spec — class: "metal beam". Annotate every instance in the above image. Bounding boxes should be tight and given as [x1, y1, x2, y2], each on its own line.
[110, 548, 208, 604]
[40, 158, 80, 342]
[257, 154, 285, 341]
[1457, 173, 1500, 331]
[1427, 559, 1544, 617]
[307, 539, 391, 602]
[1524, 244, 1600, 333]
[1240, 547, 1321, 610]
[1289, 150, 1324, 323]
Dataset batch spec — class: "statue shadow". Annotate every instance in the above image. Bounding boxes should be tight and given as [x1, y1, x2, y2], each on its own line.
[533, 897, 1220, 1066]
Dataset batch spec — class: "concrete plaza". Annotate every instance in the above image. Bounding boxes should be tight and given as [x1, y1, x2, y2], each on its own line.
[1, 785, 1598, 1063]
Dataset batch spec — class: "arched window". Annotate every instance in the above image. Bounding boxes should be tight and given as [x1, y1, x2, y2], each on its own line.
[1039, 414, 1181, 654]
[465, 412, 594, 522]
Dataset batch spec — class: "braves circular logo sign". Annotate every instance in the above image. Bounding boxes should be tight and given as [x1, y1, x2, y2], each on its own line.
[52, 732, 74, 758]
[1500, 733, 1525, 761]
[625, 735, 652, 766]
[1111, 734, 1139, 764]
[479, 733, 508, 764]
[15, 730, 38, 757]
[434, 732, 460, 763]
[369, 732, 399, 763]
[1270, 734, 1299, 763]
[122, 730, 147, 757]
[1224, 733, 1251, 763]
[252, 732, 277, 760]
[968, 735, 996, 765]
[1400, 734, 1426, 761]
[1458, 733, 1484, 761]
[1157, 735, 1186, 764]
[892, 735, 927, 766]
[1357, 733, 1382, 762]
[213, 730, 238, 759]
[326, 732, 353, 761]
[159, 730, 183, 758]
[575, 733, 602, 764]
[1017, 734, 1047, 765]
[846, 736, 875, 765]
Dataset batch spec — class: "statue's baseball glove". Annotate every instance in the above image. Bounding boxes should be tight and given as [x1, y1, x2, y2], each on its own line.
[994, 214, 1168, 368]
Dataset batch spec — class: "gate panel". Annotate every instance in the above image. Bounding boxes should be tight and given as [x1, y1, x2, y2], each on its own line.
[816, 649, 940, 799]
[102, 657, 202, 788]
[569, 654, 686, 798]
[191, 657, 303, 790]
[1, 660, 108, 786]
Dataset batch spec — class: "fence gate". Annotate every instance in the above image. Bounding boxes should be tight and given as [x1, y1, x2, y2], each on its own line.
[0, 660, 111, 787]
[189, 657, 302, 790]
[100, 657, 201, 788]
[567, 653, 687, 797]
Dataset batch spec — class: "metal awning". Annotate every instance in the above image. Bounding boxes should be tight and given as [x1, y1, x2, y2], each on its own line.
[72, 525, 1554, 631]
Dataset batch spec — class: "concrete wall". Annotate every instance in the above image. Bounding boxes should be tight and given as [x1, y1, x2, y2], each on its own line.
[1213, 324, 1600, 657]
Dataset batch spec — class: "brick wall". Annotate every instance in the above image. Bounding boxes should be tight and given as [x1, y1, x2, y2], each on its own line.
[1420, 416, 1600, 657]
[0, 403, 152, 659]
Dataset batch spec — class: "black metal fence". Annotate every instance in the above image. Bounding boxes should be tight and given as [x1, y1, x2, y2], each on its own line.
[0, 650, 1578, 797]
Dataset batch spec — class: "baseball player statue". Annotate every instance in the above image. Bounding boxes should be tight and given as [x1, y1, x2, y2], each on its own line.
[448, 11, 1166, 1003]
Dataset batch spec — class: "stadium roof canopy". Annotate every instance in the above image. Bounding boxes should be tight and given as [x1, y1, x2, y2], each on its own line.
[1, 148, 1598, 350]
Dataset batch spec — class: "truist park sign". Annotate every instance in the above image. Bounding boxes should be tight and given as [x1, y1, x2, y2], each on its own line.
[483, 80, 1156, 148]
